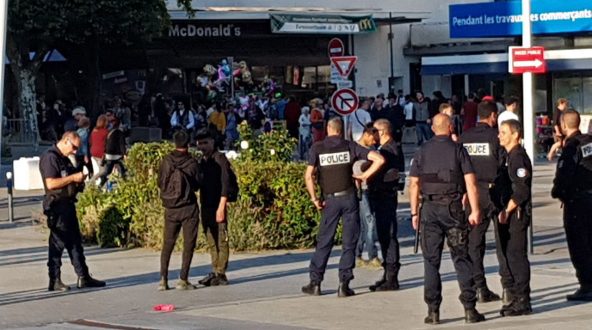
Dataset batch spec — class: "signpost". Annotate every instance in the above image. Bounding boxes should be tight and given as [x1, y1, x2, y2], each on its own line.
[331, 89, 359, 116]
[509, 46, 546, 74]
[328, 38, 345, 58]
[330, 56, 358, 78]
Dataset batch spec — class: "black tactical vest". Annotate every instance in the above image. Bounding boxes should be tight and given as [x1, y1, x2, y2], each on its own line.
[575, 134, 592, 192]
[460, 124, 499, 184]
[42, 148, 80, 209]
[316, 139, 355, 194]
[419, 138, 465, 195]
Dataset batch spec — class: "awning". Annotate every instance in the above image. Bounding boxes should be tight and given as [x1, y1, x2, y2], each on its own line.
[421, 49, 592, 75]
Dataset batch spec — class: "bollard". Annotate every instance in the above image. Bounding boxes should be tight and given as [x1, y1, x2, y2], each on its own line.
[6, 171, 13, 223]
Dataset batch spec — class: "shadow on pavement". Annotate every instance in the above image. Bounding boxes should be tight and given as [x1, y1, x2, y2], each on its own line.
[0, 245, 121, 267]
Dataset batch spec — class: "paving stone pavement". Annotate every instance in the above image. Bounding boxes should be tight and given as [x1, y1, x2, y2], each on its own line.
[1, 161, 591, 330]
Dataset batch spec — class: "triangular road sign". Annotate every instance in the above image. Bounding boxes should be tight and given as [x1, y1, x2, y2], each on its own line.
[331, 56, 357, 78]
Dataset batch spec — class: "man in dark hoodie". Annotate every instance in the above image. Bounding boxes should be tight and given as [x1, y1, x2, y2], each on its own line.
[158, 130, 202, 291]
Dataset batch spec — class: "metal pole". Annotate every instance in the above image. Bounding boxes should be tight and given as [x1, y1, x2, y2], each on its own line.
[0, 0, 9, 163]
[522, 0, 535, 255]
[6, 171, 13, 223]
[388, 12, 394, 93]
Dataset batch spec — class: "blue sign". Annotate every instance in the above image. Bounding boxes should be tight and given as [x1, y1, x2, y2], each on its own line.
[450, 0, 592, 38]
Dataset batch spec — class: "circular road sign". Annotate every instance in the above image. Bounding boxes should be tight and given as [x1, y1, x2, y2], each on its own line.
[328, 38, 345, 58]
[331, 88, 359, 116]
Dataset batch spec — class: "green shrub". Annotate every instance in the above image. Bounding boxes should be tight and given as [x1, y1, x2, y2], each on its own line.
[77, 127, 329, 251]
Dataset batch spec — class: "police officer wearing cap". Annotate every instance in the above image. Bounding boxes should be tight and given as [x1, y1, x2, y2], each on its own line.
[302, 117, 385, 297]
[496, 119, 532, 316]
[368, 118, 403, 292]
[551, 110, 592, 301]
[39, 131, 106, 292]
[409, 114, 485, 324]
[459, 101, 504, 303]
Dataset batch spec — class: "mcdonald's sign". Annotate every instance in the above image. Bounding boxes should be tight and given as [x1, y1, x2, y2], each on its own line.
[271, 14, 377, 34]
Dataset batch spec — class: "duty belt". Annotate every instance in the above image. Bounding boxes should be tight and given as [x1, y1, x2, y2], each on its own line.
[324, 188, 355, 199]
[422, 192, 462, 201]
[478, 181, 495, 189]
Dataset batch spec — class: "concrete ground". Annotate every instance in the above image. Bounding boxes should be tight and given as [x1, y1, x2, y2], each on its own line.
[1, 160, 591, 330]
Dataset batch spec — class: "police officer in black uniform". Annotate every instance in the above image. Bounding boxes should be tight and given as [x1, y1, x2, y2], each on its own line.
[496, 119, 532, 316]
[409, 114, 485, 324]
[459, 101, 504, 303]
[551, 110, 592, 301]
[39, 131, 106, 291]
[302, 117, 385, 297]
[368, 119, 403, 292]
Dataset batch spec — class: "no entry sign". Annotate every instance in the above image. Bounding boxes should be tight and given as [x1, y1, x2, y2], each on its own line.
[509, 46, 546, 74]
[328, 38, 345, 57]
[331, 88, 359, 116]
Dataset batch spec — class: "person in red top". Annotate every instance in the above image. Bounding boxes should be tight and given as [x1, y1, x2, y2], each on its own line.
[462, 93, 479, 131]
[89, 115, 109, 180]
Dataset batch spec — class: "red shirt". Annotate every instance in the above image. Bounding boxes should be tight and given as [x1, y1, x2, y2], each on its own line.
[90, 128, 109, 158]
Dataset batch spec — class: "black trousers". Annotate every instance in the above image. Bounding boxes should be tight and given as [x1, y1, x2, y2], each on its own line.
[369, 192, 400, 274]
[421, 200, 476, 311]
[160, 204, 199, 281]
[309, 193, 360, 283]
[564, 199, 592, 287]
[496, 210, 531, 299]
[46, 201, 89, 279]
[467, 194, 509, 290]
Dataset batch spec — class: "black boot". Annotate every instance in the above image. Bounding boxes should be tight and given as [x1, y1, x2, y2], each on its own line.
[566, 286, 592, 301]
[301, 281, 321, 296]
[465, 308, 485, 323]
[48, 278, 70, 292]
[373, 271, 399, 292]
[476, 287, 501, 303]
[369, 273, 386, 292]
[500, 297, 532, 317]
[337, 281, 355, 297]
[77, 275, 106, 289]
[502, 288, 513, 304]
[424, 310, 440, 325]
[199, 272, 217, 286]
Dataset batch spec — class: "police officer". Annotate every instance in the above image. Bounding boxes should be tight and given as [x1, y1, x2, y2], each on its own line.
[496, 119, 532, 316]
[39, 131, 106, 291]
[302, 117, 385, 297]
[368, 119, 403, 291]
[551, 110, 592, 301]
[459, 101, 504, 303]
[409, 114, 485, 324]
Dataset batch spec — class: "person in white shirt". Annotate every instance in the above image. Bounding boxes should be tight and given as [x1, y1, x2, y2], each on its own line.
[497, 97, 520, 128]
[347, 99, 373, 142]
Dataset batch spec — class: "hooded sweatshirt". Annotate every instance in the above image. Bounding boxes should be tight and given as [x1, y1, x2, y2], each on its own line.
[158, 150, 201, 208]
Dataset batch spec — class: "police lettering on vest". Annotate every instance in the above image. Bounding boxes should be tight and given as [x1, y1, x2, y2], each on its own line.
[319, 151, 351, 166]
[581, 142, 592, 158]
[463, 143, 490, 156]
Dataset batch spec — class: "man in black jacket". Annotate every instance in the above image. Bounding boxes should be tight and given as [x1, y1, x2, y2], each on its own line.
[158, 130, 201, 291]
[196, 129, 232, 286]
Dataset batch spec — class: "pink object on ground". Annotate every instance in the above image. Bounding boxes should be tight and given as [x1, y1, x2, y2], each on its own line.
[153, 304, 175, 312]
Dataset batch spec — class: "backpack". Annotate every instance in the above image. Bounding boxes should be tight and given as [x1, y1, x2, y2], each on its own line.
[160, 158, 192, 208]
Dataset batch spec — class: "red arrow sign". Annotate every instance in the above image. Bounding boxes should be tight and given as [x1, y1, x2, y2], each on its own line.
[331, 88, 359, 116]
[509, 46, 546, 74]
[331, 56, 357, 78]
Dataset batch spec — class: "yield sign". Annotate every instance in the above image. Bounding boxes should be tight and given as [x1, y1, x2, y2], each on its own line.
[331, 56, 357, 78]
[509, 46, 546, 74]
[331, 88, 359, 116]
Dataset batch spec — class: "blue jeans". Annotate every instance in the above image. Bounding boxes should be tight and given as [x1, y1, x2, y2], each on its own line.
[416, 122, 432, 145]
[356, 190, 378, 259]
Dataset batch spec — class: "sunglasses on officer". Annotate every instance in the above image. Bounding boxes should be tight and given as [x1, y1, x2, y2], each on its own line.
[67, 138, 80, 151]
